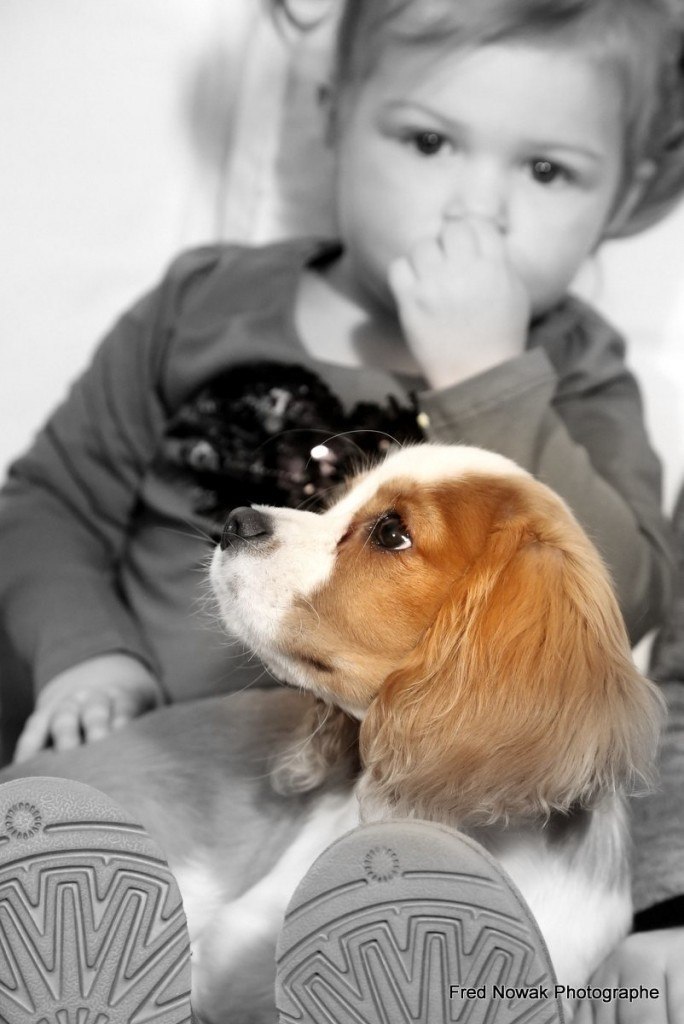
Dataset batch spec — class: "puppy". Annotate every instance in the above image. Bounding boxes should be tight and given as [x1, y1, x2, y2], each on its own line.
[210, 442, 662, 1003]
[2, 443, 661, 1021]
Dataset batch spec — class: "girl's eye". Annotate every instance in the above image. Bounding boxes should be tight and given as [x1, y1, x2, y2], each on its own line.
[370, 514, 412, 551]
[530, 159, 565, 185]
[413, 130, 445, 156]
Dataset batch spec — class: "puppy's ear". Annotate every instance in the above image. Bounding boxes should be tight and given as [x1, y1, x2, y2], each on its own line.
[359, 490, 663, 826]
[271, 698, 360, 795]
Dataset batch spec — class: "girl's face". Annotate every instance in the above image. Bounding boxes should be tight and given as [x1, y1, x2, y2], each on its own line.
[332, 40, 631, 318]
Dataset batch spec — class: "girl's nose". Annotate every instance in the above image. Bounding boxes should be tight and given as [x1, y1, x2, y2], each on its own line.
[444, 164, 509, 233]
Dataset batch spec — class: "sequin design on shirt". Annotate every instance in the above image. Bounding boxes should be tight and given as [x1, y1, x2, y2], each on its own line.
[161, 361, 424, 530]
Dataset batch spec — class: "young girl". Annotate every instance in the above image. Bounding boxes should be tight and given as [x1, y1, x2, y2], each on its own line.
[0, 0, 682, 767]
[1, 2, 684, 1021]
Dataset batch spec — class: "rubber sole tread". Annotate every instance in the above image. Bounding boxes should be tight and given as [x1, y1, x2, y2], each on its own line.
[0, 777, 193, 1024]
[276, 819, 565, 1024]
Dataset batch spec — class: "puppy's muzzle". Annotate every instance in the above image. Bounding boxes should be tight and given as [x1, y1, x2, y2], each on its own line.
[220, 507, 274, 550]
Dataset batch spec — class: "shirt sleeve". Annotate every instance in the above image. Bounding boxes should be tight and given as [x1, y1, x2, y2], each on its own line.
[632, 488, 684, 916]
[0, 249, 216, 692]
[414, 298, 673, 644]
[631, 681, 684, 915]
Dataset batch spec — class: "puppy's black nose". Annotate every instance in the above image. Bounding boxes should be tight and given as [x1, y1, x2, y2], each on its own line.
[220, 507, 274, 550]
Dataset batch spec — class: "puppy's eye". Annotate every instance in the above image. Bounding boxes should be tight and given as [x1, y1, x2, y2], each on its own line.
[371, 514, 412, 551]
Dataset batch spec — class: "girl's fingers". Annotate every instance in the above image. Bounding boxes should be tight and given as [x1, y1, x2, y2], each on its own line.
[111, 708, 136, 732]
[50, 706, 83, 752]
[11, 674, 161, 762]
[81, 698, 113, 743]
[387, 255, 415, 294]
[442, 214, 505, 261]
[467, 215, 507, 260]
[13, 711, 51, 763]
[408, 236, 445, 280]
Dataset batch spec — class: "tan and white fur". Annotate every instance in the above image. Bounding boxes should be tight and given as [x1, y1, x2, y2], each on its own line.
[210, 443, 662, 1012]
[3, 443, 662, 1022]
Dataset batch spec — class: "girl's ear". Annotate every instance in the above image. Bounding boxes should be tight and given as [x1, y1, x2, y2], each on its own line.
[604, 159, 656, 238]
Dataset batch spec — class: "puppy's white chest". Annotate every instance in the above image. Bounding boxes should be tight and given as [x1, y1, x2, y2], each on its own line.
[221, 790, 358, 939]
[188, 791, 359, 1014]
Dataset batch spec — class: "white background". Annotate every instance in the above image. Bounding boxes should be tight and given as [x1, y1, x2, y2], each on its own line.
[1, 0, 683, 510]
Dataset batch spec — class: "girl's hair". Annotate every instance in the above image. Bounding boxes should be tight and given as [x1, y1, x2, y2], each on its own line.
[271, 0, 684, 235]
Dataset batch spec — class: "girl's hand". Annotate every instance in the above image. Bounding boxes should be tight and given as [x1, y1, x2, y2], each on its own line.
[13, 653, 163, 762]
[573, 928, 684, 1024]
[388, 216, 530, 390]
